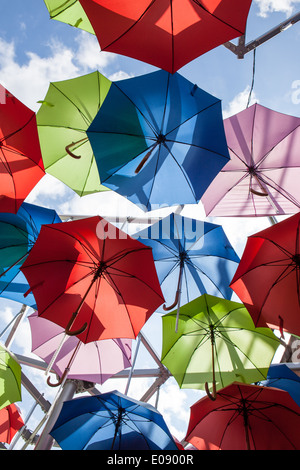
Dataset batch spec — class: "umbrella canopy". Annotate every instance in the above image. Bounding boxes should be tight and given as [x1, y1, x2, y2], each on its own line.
[185, 382, 300, 450]
[0, 85, 45, 213]
[0, 202, 61, 308]
[43, 0, 94, 33]
[21, 216, 164, 343]
[78, 0, 252, 73]
[135, 213, 240, 324]
[36, 71, 112, 197]
[88, 70, 230, 211]
[0, 404, 24, 444]
[201, 103, 300, 217]
[0, 344, 21, 411]
[260, 364, 300, 408]
[230, 212, 300, 337]
[50, 391, 178, 450]
[161, 294, 279, 397]
[28, 311, 132, 386]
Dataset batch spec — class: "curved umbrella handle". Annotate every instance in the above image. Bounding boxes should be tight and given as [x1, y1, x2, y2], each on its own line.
[163, 290, 180, 311]
[163, 261, 184, 311]
[65, 137, 89, 159]
[46, 369, 68, 388]
[249, 187, 268, 197]
[65, 312, 87, 337]
[205, 381, 217, 401]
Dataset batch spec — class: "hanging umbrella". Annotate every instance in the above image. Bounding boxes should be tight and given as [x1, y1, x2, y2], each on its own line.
[43, 0, 94, 34]
[135, 212, 240, 329]
[0, 84, 45, 214]
[28, 311, 132, 387]
[260, 364, 300, 408]
[185, 382, 300, 450]
[0, 343, 21, 411]
[230, 212, 300, 337]
[0, 202, 61, 308]
[88, 69, 230, 211]
[36, 71, 112, 197]
[161, 294, 279, 399]
[50, 391, 178, 450]
[201, 103, 300, 217]
[78, 0, 252, 73]
[21, 216, 164, 343]
[0, 404, 24, 444]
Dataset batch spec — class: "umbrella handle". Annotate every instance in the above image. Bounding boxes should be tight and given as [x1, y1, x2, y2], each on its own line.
[163, 290, 180, 311]
[46, 369, 68, 388]
[65, 313, 87, 337]
[163, 261, 183, 311]
[205, 381, 217, 401]
[249, 187, 268, 197]
[65, 138, 88, 159]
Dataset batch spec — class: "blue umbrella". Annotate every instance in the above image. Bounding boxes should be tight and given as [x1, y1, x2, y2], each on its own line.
[87, 70, 230, 211]
[0, 202, 61, 308]
[50, 391, 178, 450]
[260, 364, 300, 408]
[134, 213, 240, 330]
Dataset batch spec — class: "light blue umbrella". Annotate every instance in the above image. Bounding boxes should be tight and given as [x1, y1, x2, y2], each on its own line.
[260, 364, 300, 408]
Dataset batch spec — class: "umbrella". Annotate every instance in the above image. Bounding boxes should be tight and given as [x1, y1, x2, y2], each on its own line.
[28, 311, 132, 387]
[230, 212, 300, 337]
[161, 294, 279, 399]
[43, 0, 94, 34]
[36, 71, 112, 197]
[0, 343, 21, 411]
[50, 390, 178, 450]
[135, 212, 240, 329]
[0, 202, 61, 308]
[0, 404, 24, 444]
[21, 216, 164, 343]
[78, 0, 252, 73]
[185, 382, 300, 450]
[260, 364, 300, 408]
[88, 70, 230, 211]
[0, 84, 45, 213]
[201, 103, 300, 217]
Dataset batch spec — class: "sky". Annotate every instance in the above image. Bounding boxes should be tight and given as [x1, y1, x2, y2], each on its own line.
[0, 0, 300, 450]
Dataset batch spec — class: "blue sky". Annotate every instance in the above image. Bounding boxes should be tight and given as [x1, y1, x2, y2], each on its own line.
[0, 0, 300, 449]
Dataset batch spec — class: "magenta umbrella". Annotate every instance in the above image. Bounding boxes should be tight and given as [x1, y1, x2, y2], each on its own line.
[28, 311, 132, 387]
[201, 103, 300, 217]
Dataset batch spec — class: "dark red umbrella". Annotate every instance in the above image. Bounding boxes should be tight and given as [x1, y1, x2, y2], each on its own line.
[21, 216, 164, 343]
[79, 0, 252, 73]
[0, 85, 45, 213]
[0, 404, 24, 444]
[185, 382, 300, 450]
[230, 212, 300, 337]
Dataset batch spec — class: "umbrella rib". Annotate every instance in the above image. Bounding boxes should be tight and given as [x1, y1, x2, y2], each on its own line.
[255, 124, 300, 168]
[257, 173, 300, 209]
[192, 0, 246, 35]
[50, 83, 93, 126]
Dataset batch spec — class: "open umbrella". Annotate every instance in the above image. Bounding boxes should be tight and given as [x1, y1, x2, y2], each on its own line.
[0, 202, 61, 308]
[260, 364, 300, 408]
[37, 71, 112, 197]
[201, 103, 300, 217]
[0, 85, 45, 213]
[28, 311, 132, 387]
[21, 216, 164, 343]
[230, 212, 300, 337]
[50, 391, 178, 450]
[161, 294, 279, 399]
[88, 70, 230, 211]
[0, 404, 24, 444]
[78, 0, 252, 73]
[0, 344, 21, 411]
[185, 382, 300, 450]
[135, 213, 240, 329]
[43, 0, 94, 33]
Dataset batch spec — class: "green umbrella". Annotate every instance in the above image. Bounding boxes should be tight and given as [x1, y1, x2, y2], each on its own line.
[0, 344, 22, 411]
[161, 294, 280, 400]
[43, 0, 94, 34]
[37, 71, 111, 197]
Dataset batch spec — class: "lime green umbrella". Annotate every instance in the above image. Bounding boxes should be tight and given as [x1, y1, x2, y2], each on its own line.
[161, 294, 280, 400]
[37, 71, 111, 196]
[43, 0, 94, 34]
[0, 344, 22, 411]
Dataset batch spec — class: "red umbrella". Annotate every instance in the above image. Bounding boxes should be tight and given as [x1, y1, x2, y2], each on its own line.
[21, 216, 164, 343]
[0, 85, 45, 213]
[0, 404, 24, 444]
[78, 0, 252, 73]
[185, 382, 300, 450]
[230, 212, 300, 337]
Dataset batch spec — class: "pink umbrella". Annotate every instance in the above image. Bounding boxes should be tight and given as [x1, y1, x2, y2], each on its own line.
[28, 311, 132, 386]
[201, 104, 300, 217]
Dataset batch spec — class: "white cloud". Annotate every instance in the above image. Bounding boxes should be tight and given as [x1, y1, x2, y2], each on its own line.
[255, 0, 300, 17]
[222, 86, 259, 118]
